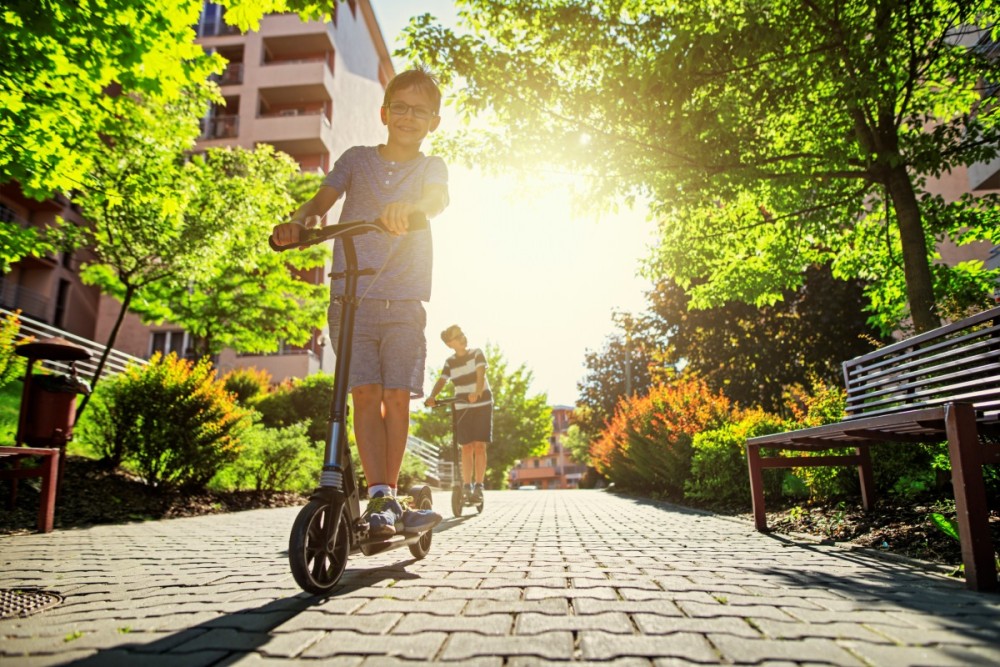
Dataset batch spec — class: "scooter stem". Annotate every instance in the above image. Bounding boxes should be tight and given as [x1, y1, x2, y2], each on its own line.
[322, 236, 361, 491]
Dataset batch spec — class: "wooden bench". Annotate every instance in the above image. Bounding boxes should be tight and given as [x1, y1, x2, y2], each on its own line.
[746, 306, 1000, 592]
[1, 446, 61, 533]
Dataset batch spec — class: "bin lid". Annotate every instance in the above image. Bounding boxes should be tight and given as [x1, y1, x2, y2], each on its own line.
[16, 337, 91, 361]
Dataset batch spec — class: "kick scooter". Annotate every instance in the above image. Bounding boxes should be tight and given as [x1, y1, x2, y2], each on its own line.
[271, 213, 436, 595]
[431, 397, 485, 517]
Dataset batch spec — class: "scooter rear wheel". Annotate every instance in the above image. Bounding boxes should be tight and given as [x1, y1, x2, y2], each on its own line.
[289, 499, 350, 595]
[408, 486, 435, 559]
[451, 485, 463, 517]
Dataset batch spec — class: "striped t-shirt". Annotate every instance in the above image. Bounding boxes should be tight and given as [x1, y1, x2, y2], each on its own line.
[441, 348, 492, 410]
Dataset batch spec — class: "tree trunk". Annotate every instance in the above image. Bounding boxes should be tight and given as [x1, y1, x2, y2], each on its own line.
[75, 284, 136, 418]
[885, 165, 940, 333]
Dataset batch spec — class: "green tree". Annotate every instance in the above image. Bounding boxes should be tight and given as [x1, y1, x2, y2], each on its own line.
[645, 266, 888, 414]
[135, 149, 329, 357]
[413, 343, 551, 488]
[401, 0, 1000, 334]
[0, 0, 329, 266]
[0, 0, 221, 199]
[63, 94, 234, 413]
[576, 314, 660, 439]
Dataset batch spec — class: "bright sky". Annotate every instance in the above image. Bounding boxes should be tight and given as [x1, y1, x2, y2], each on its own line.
[370, 1, 655, 406]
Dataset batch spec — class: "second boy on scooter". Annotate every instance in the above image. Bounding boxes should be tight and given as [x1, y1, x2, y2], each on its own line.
[425, 324, 493, 501]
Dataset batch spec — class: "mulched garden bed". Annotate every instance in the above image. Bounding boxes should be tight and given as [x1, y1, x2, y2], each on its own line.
[0, 456, 306, 536]
[734, 499, 1000, 571]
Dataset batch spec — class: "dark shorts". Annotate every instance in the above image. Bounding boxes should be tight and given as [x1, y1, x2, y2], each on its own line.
[328, 298, 427, 397]
[454, 404, 492, 445]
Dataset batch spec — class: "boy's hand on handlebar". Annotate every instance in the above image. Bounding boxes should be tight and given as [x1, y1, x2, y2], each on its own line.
[271, 221, 306, 247]
[380, 202, 419, 236]
[424, 396, 437, 408]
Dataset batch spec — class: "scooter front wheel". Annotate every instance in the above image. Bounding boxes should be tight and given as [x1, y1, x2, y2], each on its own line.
[289, 499, 351, 595]
[451, 485, 463, 517]
[408, 485, 435, 559]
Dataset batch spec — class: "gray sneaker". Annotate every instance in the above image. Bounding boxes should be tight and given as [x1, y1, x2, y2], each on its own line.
[363, 492, 402, 540]
[399, 496, 442, 534]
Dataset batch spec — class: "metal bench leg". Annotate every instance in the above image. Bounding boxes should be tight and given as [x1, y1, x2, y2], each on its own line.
[37, 452, 59, 533]
[856, 444, 875, 510]
[945, 403, 997, 592]
[747, 444, 768, 531]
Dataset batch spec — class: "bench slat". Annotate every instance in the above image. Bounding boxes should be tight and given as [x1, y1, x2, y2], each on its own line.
[846, 349, 1000, 400]
[847, 325, 1000, 382]
[844, 373, 1000, 417]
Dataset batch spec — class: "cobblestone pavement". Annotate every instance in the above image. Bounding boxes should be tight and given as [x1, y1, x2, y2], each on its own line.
[1, 489, 999, 666]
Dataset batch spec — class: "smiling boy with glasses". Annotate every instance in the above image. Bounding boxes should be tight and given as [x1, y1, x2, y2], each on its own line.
[271, 67, 449, 539]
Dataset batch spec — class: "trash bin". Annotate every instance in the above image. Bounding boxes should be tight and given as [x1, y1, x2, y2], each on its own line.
[15, 337, 92, 449]
[23, 372, 91, 447]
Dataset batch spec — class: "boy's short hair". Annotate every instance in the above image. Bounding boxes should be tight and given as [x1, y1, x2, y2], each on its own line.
[384, 66, 442, 113]
[441, 324, 464, 343]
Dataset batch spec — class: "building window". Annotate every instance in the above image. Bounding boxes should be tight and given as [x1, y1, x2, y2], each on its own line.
[150, 330, 190, 358]
[54, 279, 70, 329]
[0, 203, 16, 223]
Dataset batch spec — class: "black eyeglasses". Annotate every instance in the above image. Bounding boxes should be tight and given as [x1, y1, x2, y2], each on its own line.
[384, 101, 437, 121]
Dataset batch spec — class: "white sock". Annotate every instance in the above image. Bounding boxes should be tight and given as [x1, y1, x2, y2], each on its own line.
[369, 484, 391, 498]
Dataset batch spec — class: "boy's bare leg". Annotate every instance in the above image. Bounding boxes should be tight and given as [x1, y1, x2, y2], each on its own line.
[381, 388, 410, 486]
[352, 384, 388, 486]
[472, 442, 487, 483]
[461, 444, 474, 485]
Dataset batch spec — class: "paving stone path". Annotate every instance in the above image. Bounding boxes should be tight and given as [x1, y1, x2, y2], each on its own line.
[1, 489, 998, 666]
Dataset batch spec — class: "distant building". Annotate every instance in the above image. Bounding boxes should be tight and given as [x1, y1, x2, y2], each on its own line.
[508, 405, 587, 490]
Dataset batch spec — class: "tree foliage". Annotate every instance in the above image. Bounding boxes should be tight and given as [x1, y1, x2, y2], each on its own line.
[575, 314, 660, 438]
[400, 0, 1000, 333]
[644, 266, 888, 414]
[135, 149, 329, 357]
[412, 343, 552, 488]
[0, 0, 221, 199]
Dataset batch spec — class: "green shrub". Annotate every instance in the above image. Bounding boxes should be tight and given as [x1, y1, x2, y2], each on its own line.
[782, 380, 858, 500]
[0, 310, 27, 390]
[685, 408, 786, 509]
[253, 379, 296, 428]
[222, 367, 272, 405]
[77, 353, 252, 489]
[254, 372, 335, 443]
[215, 420, 321, 493]
[289, 372, 335, 442]
[397, 450, 429, 495]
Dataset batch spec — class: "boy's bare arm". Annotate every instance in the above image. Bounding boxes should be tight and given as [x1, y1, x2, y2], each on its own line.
[291, 185, 341, 227]
[271, 186, 341, 246]
[424, 376, 448, 406]
[381, 183, 450, 235]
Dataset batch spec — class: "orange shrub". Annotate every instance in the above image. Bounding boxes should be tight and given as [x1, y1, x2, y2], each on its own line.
[591, 376, 734, 498]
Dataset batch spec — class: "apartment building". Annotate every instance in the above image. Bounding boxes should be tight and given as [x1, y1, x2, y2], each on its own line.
[90, 0, 395, 383]
[508, 405, 588, 490]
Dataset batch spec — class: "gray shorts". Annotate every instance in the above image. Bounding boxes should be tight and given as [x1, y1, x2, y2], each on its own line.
[328, 298, 427, 397]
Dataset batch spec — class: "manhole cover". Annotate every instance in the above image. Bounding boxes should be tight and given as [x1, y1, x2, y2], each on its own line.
[0, 589, 63, 619]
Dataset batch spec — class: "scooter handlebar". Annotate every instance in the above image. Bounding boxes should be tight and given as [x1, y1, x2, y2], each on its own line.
[269, 211, 428, 251]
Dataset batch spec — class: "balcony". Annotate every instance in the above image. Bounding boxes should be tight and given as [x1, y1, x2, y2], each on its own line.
[254, 108, 333, 156]
[199, 115, 239, 141]
[257, 57, 333, 96]
[211, 62, 243, 86]
[0, 280, 50, 322]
